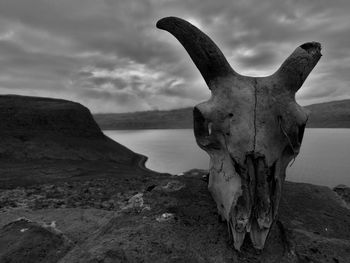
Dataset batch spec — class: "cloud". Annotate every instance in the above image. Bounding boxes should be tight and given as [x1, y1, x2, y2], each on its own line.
[0, 0, 349, 112]
[234, 47, 278, 69]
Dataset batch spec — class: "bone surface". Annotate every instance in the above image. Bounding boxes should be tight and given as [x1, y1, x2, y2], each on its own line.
[157, 16, 322, 250]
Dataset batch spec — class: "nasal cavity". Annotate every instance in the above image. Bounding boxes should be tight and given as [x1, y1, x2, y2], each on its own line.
[193, 107, 211, 137]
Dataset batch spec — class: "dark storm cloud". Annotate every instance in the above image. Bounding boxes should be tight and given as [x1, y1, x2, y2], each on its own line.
[0, 0, 349, 112]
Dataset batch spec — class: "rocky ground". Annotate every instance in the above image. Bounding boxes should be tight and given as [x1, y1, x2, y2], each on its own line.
[1, 169, 350, 263]
[0, 179, 145, 212]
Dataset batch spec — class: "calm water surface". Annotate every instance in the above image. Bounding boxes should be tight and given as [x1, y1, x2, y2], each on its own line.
[104, 129, 350, 187]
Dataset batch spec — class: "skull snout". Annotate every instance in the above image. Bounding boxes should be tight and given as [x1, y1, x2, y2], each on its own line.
[228, 152, 278, 250]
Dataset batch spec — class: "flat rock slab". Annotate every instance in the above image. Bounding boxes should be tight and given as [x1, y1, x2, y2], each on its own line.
[1, 170, 350, 263]
[0, 219, 72, 263]
[0, 208, 115, 244]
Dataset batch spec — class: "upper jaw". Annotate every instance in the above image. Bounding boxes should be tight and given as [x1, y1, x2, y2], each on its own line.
[209, 152, 283, 250]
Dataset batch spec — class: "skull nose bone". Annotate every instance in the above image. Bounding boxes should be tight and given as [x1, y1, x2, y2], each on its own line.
[228, 153, 276, 249]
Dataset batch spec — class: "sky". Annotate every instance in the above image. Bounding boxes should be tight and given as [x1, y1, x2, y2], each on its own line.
[0, 0, 349, 113]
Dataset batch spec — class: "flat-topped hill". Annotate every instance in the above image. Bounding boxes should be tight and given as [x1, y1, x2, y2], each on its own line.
[0, 95, 103, 138]
[0, 95, 153, 188]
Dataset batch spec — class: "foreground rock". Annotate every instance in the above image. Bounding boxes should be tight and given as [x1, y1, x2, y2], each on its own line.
[1, 170, 349, 263]
[0, 218, 72, 263]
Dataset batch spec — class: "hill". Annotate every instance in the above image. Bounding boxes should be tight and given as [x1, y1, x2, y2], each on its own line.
[0, 95, 154, 188]
[94, 99, 350, 130]
[94, 108, 192, 130]
[305, 99, 350, 128]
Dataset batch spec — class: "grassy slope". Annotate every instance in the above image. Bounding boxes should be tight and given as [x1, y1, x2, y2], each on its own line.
[94, 99, 350, 129]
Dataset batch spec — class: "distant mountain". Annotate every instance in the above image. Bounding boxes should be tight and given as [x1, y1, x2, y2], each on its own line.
[94, 108, 193, 130]
[304, 99, 350, 128]
[94, 99, 350, 130]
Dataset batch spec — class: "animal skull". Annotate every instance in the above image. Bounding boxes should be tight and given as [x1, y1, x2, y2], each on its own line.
[157, 17, 322, 250]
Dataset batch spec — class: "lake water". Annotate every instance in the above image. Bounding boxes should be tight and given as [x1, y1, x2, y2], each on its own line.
[104, 129, 350, 187]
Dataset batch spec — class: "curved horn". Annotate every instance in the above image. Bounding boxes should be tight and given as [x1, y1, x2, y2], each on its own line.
[274, 42, 322, 94]
[156, 17, 236, 88]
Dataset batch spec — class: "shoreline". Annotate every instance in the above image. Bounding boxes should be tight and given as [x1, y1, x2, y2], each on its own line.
[134, 154, 152, 173]
[104, 129, 350, 188]
[133, 153, 172, 176]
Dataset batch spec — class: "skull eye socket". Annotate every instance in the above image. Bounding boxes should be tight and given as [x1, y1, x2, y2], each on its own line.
[298, 123, 306, 144]
[193, 107, 211, 137]
[193, 107, 222, 150]
[279, 116, 307, 152]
